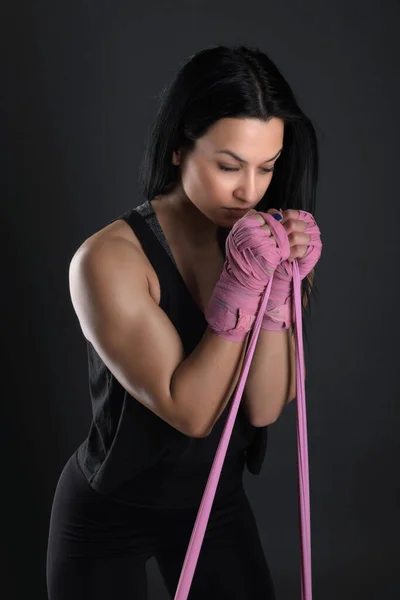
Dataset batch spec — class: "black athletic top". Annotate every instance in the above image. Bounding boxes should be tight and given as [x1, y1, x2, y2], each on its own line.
[76, 199, 269, 508]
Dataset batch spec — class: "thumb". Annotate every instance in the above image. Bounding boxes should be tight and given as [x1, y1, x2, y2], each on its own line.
[266, 208, 283, 222]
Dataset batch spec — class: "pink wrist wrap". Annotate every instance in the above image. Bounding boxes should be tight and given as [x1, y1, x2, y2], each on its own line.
[204, 212, 290, 341]
[261, 210, 323, 330]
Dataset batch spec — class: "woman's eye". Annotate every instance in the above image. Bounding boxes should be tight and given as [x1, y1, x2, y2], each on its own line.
[219, 165, 274, 173]
[219, 165, 239, 172]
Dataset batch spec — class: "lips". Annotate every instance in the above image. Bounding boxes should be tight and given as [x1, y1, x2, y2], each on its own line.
[226, 208, 248, 214]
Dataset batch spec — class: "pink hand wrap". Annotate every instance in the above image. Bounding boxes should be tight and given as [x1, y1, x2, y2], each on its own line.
[261, 210, 323, 330]
[205, 212, 290, 341]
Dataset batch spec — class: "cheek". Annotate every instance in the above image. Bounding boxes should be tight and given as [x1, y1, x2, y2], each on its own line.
[184, 163, 229, 200]
[198, 165, 274, 199]
[203, 167, 230, 194]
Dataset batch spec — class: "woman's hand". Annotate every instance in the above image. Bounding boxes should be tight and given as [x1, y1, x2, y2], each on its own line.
[280, 209, 312, 262]
[254, 207, 322, 277]
[256, 207, 323, 330]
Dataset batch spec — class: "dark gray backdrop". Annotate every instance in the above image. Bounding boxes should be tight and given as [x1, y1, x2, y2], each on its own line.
[2, 1, 399, 598]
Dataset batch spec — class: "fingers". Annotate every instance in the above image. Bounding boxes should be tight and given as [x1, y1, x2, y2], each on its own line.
[281, 209, 304, 227]
[262, 209, 285, 236]
[289, 231, 311, 245]
[266, 208, 284, 220]
[254, 208, 283, 235]
[261, 224, 272, 236]
[247, 208, 309, 244]
[251, 208, 317, 265]
[287, 243, 310, 262]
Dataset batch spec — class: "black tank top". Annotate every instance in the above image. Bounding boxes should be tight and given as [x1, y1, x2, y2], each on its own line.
[76, 199, 269, 508]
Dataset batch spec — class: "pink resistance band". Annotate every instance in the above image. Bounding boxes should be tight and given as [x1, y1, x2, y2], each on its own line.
[174, 258, 312, 600]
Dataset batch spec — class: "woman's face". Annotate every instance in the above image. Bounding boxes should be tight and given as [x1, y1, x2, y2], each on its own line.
[175, 117, 284, 228]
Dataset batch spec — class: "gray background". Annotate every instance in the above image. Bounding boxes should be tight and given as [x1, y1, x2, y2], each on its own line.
[2, 1, 399, 598]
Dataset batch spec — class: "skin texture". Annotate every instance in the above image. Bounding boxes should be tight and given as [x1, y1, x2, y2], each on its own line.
[69, 117, 312, 436]
[157, 117, 310, 260]
[152, 116, 311, 427]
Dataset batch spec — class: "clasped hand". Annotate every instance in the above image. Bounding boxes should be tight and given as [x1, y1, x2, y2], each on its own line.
[247, 208, 322, 279]
[244, 207, 322, 329]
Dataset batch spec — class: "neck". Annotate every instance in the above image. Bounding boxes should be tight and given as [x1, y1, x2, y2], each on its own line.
[153, 188, 218, 246]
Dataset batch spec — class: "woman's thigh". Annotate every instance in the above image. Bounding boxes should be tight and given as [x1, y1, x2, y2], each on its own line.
[46, 453, 153, 599]
[154, 488, 276, 600]
[47, 554, 148, 600]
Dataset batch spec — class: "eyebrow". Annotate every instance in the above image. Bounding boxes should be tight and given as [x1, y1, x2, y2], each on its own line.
[215, 148, 283, 164]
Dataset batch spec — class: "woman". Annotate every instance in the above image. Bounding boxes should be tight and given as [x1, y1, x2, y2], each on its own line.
[46, 44, 321, 599]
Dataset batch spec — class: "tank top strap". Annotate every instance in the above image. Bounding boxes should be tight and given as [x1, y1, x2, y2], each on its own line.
[114, 199, 176, 268]
[132, 200, 178, 268]
[111, 199, 182, 310]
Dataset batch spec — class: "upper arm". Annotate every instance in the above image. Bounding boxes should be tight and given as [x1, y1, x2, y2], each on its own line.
[68, 235, 197, 437]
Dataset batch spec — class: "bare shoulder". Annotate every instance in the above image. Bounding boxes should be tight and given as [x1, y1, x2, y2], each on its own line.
[71, 216, 160, 308]
[68, 214, 156, 343]
[78, 216, 145, 257]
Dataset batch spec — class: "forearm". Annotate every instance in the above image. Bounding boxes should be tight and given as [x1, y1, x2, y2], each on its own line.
[243, 327, 300, 426]
[171, 327, 249, 437]
[242, 269, 314, 426]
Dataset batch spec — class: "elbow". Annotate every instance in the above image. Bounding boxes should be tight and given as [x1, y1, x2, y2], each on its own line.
[185, 407, 219, 439]
[187, 423, 212, 438]
[250, 398, 296, 427]
[250, 415, 278, 427]
[190, 415, 217, 438]
[183, 413, 212, 438]
[175, 417, 209, 438]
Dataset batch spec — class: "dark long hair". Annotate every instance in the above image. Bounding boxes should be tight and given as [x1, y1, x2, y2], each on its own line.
[139, 44, 320, 351]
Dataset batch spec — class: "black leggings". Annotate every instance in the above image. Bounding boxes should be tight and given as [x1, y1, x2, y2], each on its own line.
[46, 452, 276, 599]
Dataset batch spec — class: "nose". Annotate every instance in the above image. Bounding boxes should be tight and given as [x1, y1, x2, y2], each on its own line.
[235, 173, 260, 205]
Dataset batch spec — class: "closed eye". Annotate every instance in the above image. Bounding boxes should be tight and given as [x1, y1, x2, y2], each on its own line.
[219, 166, 274, 173]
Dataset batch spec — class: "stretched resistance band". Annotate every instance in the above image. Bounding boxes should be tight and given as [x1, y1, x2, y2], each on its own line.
[174, 257, 312, 600]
